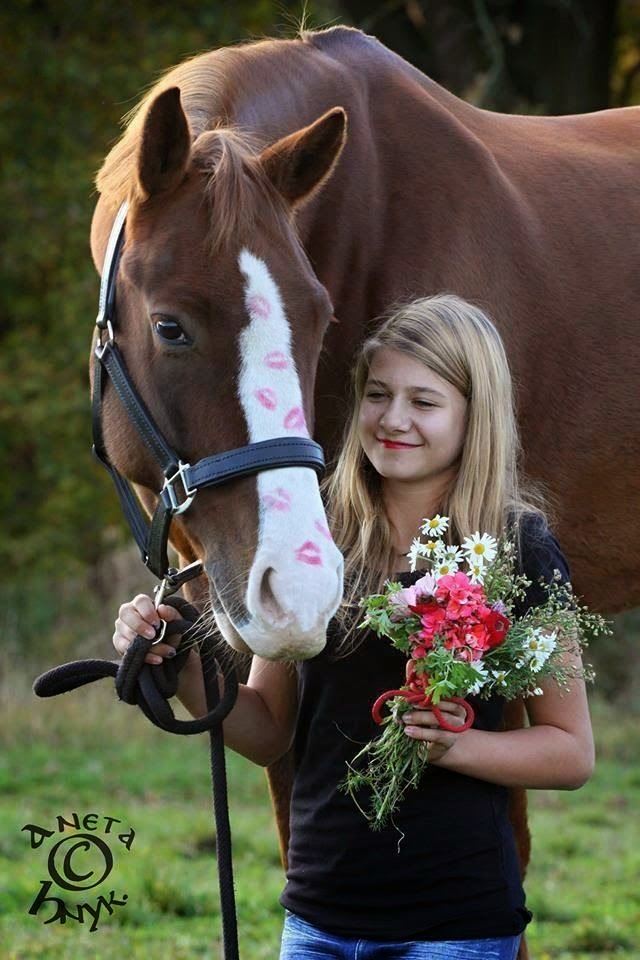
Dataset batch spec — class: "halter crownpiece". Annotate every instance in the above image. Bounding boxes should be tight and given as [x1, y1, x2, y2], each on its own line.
[91, 202, 326, 584]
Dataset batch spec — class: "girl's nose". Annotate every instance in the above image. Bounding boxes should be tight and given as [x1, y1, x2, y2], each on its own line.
[380, 399, 410, 431]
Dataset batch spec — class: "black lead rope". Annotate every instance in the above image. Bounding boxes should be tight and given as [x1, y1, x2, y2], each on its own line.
[33, 596, 241, 960]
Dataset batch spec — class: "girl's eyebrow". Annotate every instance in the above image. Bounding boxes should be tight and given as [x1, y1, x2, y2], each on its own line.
[366, 377, 446, 398]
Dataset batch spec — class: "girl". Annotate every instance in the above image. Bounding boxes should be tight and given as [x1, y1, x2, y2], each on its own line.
[113, 294, 594, 960]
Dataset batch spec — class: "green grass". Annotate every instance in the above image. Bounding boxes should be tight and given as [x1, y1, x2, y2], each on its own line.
[1, 673, 638, 959]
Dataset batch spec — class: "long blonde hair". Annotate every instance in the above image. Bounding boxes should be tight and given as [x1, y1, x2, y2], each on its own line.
[323, 293, 548, 652]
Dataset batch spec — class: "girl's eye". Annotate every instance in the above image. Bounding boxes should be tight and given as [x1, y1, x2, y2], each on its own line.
[152, 316, 192, 345]
[365, 392, 386, 400]
[414, 400, 435, 408]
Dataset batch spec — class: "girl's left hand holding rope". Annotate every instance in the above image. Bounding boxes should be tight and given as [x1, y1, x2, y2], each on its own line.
[402, 699, 470, 762]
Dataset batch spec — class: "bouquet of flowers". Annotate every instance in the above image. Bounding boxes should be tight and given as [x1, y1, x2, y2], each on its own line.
[342, 515, 608, 830]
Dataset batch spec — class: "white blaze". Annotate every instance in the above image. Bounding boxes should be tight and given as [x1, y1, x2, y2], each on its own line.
[235, 249, 342, 657]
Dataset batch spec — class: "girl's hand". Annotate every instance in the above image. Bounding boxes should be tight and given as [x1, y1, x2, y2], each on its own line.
[402, 699, 470, 763]
[113, 593, 183, 665]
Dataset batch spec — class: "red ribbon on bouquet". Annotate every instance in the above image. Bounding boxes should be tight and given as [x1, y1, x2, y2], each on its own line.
[371, 689, 475, 733]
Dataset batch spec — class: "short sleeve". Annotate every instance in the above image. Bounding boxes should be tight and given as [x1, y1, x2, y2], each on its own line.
[514, 512, 571, 617]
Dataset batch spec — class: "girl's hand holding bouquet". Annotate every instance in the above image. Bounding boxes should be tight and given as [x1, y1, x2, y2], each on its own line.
[342, 516, 608, 830]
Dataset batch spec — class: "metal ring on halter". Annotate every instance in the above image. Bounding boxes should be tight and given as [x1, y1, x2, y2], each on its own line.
[150, 620, 168, 646]
[162, 461, 197, 515]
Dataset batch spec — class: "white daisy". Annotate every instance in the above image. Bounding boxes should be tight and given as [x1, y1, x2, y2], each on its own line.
[522, 628, 557, 672]
[491, 669, 510, 687]
[468, 562, 486, 585]
[433, 558, 459, 579]
[462, 532, 498, 565]
[467, 660, 489, 695]
[443, 545, 464, 564]
[422, 538, 444, 557]
[420, 515, 449, 537]
[406, 539, 429, 572]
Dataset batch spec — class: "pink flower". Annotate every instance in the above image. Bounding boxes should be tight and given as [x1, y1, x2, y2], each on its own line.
[437, 571, 485, 601]
[388, 585, 420, 619]
[388, 574, 436, 620]
[413, 573, 437, 599]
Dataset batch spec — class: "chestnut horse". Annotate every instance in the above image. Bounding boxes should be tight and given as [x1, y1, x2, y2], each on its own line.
[91, 24, 640, 956]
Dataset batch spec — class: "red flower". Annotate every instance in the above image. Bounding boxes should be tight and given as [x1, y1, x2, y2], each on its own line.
[481, 609, 511, 649]
[411, 643, 430, 659]
[414, 601, 447, 639]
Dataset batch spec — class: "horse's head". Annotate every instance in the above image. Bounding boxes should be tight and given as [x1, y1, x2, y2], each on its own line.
[91, 88, 347, 660]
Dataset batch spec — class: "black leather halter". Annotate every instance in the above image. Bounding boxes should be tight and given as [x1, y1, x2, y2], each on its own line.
[92, 202, 325, 599]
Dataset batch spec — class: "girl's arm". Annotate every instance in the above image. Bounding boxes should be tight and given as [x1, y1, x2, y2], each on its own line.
[113, 595, 298, 768]
[176, 648, 298, 767]
[404, 640, 595, 790]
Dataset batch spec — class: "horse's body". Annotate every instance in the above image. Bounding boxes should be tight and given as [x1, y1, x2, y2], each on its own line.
[91, 25, 640, 956]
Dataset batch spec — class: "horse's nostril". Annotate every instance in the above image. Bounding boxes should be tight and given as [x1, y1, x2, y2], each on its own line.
[259, 567, 286, 623]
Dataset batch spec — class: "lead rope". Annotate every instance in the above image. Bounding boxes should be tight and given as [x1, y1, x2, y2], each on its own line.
[33, 596, 240, 960]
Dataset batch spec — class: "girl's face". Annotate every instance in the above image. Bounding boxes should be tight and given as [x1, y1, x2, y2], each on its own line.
[357, 347, 468, 488]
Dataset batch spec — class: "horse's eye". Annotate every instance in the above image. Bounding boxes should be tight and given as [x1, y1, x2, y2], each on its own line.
[152, 316, 191, 345]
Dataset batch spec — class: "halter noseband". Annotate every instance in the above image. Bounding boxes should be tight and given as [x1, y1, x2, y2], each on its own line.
[92, 202, 325, 600]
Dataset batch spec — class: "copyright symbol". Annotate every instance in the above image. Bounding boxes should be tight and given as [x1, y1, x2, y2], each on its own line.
[47, 834, 113, 891]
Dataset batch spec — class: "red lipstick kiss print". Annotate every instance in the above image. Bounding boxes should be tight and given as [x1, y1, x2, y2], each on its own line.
[264, 351, 288, 370]
[247, 294, 271, 319]
[263, 487, 292, 511]
[295, 541, 323, 566]
[255, 388, 277, 410]
[284, 406, 307, 432]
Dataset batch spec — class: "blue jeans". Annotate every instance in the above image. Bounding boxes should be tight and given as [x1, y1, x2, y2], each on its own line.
[280, 911, 522, 960]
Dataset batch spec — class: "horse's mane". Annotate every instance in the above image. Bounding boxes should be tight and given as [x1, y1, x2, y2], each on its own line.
[95, 40, 298, 252]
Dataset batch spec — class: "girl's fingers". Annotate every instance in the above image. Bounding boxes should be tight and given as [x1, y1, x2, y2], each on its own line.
[403, 710, 437, 727]
[403, 706, 467, 728]
[117, 610, 158, 641]
[114, 595, 184, 660]
[436, 699, 466, 715]
[130, 594, 158, 624]
[156, 603, 183, 621]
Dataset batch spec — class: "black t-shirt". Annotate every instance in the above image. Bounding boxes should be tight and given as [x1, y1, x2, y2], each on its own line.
[280, 513, 571, 941]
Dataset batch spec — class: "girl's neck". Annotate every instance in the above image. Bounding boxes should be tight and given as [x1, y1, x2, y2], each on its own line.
[382, 474, 453, 555]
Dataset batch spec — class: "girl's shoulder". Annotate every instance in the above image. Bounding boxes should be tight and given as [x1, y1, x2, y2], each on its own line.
[509, 510, 571, 613]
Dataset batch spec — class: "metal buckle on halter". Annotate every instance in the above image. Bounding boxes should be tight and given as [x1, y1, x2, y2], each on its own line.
[162, 461, 197, 515]
[151, 560, 204, 644]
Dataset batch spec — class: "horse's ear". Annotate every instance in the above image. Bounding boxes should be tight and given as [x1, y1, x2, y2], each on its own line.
[137, 87, 191, 199]
[259, 107, 347, 208]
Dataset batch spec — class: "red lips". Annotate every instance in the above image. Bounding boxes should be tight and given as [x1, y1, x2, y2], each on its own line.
[377, 438, 421, 449]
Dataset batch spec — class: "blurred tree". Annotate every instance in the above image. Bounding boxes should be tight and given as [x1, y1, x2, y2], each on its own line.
[340, 0, 623, 113]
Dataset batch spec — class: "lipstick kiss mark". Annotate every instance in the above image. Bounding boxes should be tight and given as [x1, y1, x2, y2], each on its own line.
[295, 541, 323, 566]
[263, 487, 292, 512]
[247, 294, 271, 319]
[255, 388, 277, 410]
[264, 351, 289, 370]
[314, 519, 333, 542]
[284, 406, 307, 432]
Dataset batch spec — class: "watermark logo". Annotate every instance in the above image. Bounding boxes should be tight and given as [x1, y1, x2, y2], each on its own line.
[22, 812, 134, 931]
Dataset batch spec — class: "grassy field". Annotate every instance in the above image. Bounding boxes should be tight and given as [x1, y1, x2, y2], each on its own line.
[1, 669, 637, 960]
